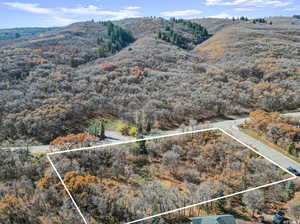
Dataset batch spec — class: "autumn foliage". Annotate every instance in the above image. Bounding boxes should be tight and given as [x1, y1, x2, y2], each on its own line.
[131, 66, 150, 77]
[50, 133, 96, 150]
[99, 61, 117, 71]
[245, 110, 300, 156]
[63, 171, 98, 193]
[0, 194, 20, 215]
[37, 176, 52, 189]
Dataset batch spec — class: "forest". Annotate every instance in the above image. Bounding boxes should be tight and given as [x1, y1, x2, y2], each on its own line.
[0, 129, 297, 223]
[157, 19, 210, 49]
[0, 17, 300, 146]
[241, 110, 300, 158]
[1, 16, 300, 224]
[48, 130, 290, 223]
[157, 183, 300, 224]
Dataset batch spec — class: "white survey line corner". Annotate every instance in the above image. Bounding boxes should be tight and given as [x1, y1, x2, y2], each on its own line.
[47, 127, 296, 224]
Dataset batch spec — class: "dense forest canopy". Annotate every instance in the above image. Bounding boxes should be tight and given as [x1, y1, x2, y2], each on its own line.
[1, 16, 300, 224]
[0, 17, 300, 145]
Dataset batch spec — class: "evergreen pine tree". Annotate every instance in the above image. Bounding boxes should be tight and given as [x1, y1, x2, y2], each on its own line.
[158, 31, 162, 39]
[107, 22, 114, 36]
[136, 134, 147, 154]
[137, 122, 143, 135]
[96, 37, 101, 45]
[70, 56, 78, 68]
[100, 120, 106, 140]
[146, 120, 152, 134]
[285, 180, 295, 200]
[96, 47, 106, 58]
[288, 143, 295, 155]
[107, 41, 113, 53]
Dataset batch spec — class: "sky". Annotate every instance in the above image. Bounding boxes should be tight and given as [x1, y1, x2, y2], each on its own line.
[0, 0, 299, 28]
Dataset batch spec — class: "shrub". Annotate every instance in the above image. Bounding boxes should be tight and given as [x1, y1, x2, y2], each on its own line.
[100, 61, 117, 71]
[50, 133, 96, 150]
[128, 126, 137, 136]
[117, 123, 128, 135]
[162, 151, 179, 167]
[183, 169, 200, 184]
[87, 121, 106, 139]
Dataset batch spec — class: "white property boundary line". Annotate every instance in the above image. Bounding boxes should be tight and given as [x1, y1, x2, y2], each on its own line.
[47, 127, 297, 224]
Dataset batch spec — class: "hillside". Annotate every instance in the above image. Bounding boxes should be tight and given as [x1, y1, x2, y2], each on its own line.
[191, 18, 237, 33]
[0, 27, 58, 41]
[0, 18, 211, 144]
[195, 18, 300, 112]
[0, 17, 300, 144]
[49, 130, 288, 223]
[0, 21, 136, 82]
[1, 15, 300, 224]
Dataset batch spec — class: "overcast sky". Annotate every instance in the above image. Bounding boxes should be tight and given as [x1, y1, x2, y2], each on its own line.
[0, 0, 299, 28]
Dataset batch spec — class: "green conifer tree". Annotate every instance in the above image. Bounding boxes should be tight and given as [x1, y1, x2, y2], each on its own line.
[96, 37, 101, 45]
[70, 56, 78, 68]
[96, 47, 106, 58]
[136, 134, 147, 154]
[100, 120, 106, 140]
[146, 120, 152, 134]
[285, 180, 295, 200]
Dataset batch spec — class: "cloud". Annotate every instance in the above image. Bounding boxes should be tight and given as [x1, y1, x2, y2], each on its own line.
[125, 6, 141, 10]
[3, 2, 53, 14]
[60, 5, 141, 19]
[206, 0, 292, 7]
[160, 9, 203, 17]
[283, 7, 299, 11]
[3, 2, 76, 26]
[60, 5, 101, 14]
[209, 12, 231, 18]
[3, 2, 142, 26]
[234, 7, 255, 11]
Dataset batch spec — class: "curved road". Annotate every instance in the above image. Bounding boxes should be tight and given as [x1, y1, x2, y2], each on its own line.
[4, 112, 300, 171]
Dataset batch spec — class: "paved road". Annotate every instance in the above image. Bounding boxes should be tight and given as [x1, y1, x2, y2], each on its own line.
[3, 131, 134, 154]
[225, 128, 300, 171]
[3, 145, 50, 154]
[158, 114, 300, 172]
[3, 112, 300, 172]
[208, 114, 300, 172]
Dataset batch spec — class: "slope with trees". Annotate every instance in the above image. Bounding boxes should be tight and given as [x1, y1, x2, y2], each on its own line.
[49, 130, 290, 223]
[158, 180, 300, 223]
[1, 17, 300, 147]
[241, 110, 300, 158]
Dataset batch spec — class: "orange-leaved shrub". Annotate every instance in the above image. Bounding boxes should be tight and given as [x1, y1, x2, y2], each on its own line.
[50, 133, 96, 151]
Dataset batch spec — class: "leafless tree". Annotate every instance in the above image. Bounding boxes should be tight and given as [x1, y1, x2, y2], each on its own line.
[242, 190, 265, 217]
[288, 201, 300, 224]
